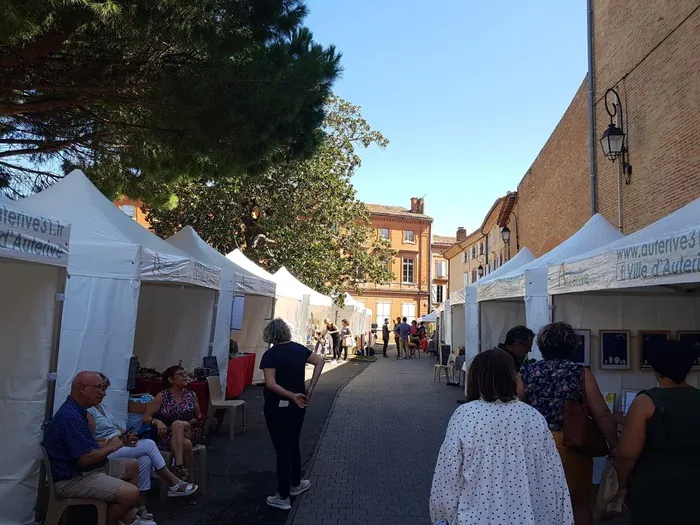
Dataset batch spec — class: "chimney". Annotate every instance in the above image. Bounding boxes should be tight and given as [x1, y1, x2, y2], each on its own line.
[456, 227, 467, 242]
[410, 197, 418, 213]
[417, 198, 425, 214]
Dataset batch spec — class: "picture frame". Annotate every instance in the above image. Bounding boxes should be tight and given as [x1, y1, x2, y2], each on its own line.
[621, 389, 640, 415]
[639, 330, 671, 369]
[571, 329, 590, 366]
[677, 331, 700, 369]
[600, 330, 631, 370]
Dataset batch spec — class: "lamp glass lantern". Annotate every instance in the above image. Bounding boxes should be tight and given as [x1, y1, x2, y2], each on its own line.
[477, 265, 484, 277]
[501, 226, 511, 244]
[600, 123, 625, 161]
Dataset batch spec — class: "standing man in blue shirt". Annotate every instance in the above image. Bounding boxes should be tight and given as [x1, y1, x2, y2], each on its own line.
[43, 371, 147, 525]
[398, 317, 412, 359]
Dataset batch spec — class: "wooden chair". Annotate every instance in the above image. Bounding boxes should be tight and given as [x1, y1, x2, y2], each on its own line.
[159, 444, 207, 503]
[42, 447, 108, 525]
[205, 376, 245, 441]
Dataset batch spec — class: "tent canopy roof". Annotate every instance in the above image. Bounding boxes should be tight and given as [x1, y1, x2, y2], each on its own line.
[227, 249, 301, 301]
[273, 267, 333, 307]
[18, 170, 220, 288]
[548, 198, 700, 294]
[168, 227, 275, 296]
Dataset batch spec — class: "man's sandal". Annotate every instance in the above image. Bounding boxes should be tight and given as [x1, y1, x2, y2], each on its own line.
[168, 480, 198, 498]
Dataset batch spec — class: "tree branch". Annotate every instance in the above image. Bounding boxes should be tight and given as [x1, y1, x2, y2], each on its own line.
[0, 98, 81, 116]
[0, 26, 76, 69]
[0, 160, 61, 179]
[0, 131, 104, 158]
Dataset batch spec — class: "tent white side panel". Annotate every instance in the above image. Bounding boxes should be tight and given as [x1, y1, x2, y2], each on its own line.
[213, 289, 234, 392]
[525, 267, 550, 360]
[309, 304, 331, 338]
[554, 293, 700, 393]
[133, 285, 215, 375]
[443, 300, 452, 346]
[465, 286, 479, 362]
[56, 275, 140, 427]
[273, 296, 303, 342]
[451, 304, 465, 354]
[0, 260, 58, 525]
[480, 300, 526, 352]
[232, 295, 275, 384]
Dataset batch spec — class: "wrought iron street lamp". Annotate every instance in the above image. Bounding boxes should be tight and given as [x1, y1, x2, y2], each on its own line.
[477, 265, 484, 278]
[600, 88, 632, 184]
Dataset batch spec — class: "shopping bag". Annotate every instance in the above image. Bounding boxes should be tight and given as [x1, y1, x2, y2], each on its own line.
[594, 459, 623, 520]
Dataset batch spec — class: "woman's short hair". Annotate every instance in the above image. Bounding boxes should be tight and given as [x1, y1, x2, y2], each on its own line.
[537, 322, 579, 359]
[649, 339, 695, 383]
[97, 372, 110, 389]
[162, 365, 184, 389]
[466, 348, 518, 403]
[263, 318, 293, 345]
[341, 318, 349, 325]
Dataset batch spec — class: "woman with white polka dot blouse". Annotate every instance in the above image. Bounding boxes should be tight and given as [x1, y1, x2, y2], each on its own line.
[429, 348, 573, 525]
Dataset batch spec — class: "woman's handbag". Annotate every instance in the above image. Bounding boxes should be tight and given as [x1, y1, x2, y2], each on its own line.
[563, 368, 609, 456]
[594, 459, 623, 520]
[343, 334, 354, 347]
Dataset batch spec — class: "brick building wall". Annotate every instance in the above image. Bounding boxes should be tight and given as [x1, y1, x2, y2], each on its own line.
[593, 0, 700, 233]
[514, 1, 700, 256]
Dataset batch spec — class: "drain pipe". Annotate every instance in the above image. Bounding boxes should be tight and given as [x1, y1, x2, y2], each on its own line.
[587, 0, 597, 216]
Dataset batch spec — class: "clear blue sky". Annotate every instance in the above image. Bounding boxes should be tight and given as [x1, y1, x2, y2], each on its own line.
[305, 0, 588, 237]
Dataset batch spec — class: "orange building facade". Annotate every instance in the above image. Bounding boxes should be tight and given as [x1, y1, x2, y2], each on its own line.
[113, 197, 150, 229]
[353, 198, 433, 339]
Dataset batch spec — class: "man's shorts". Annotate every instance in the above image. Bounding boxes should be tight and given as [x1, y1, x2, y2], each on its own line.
[54, 459, 130, 502]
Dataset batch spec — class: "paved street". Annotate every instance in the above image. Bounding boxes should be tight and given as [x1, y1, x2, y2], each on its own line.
[291, 352, 461, 525]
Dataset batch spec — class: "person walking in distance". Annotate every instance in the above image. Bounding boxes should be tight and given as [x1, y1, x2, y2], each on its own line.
[260, 319, 325, 510]
[398, 317, 411, 359]
[381, 319, 390, 358]
[393, 317, 402, 359]
[324, 318, 341, 362]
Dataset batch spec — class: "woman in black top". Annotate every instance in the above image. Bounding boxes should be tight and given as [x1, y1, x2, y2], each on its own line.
[260, 318, 325, 510]
[324, 318, 341, 362]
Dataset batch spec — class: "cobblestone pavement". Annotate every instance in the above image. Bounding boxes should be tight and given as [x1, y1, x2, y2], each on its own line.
[291, 353, 461, 525]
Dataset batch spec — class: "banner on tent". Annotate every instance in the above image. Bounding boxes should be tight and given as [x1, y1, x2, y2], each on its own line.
[0, 202, 70, 266]
[549, 226, 700, 294]
[477, 274, 525, 301]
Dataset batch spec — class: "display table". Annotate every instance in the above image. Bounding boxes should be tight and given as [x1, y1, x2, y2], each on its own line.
[227, 353, 255, 398]
[133, 378, 209, 417]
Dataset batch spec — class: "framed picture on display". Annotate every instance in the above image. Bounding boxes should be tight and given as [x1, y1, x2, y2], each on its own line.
[571, 329, 590, 366]
[677, 331, 700, 369]
[621, 389, 640, 415]
[600, 330, 631, 370]
[639, 331, 671, 369]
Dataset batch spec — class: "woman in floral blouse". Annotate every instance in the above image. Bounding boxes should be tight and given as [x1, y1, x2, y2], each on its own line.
[518, 322, 618, 525]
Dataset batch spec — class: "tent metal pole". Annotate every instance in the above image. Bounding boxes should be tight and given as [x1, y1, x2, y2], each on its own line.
[207, 290, 220, 358]
[44, 268, 67, 425]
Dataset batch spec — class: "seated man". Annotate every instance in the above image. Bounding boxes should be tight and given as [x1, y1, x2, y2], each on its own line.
[43, 371, 152, 525]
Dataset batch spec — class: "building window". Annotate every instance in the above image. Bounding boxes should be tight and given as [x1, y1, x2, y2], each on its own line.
[376, 302, 391, 329]
[471, 269, 477, 282]
[464, 272, 471, 286]
[462, 252, 467, 264]
[402, 258, 415, 283]
[378, 228, 390, 240]
[435, 260, 446, 278]
[403, 230, 415, 243]
[402, 302, 416, 324]
[435, 284, 444, 304]
[119, 204, 136, 220]
[479, 242, 484, 255]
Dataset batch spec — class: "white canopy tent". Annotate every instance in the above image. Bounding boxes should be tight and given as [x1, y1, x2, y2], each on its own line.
[0, 200, 71, 525]
[547, 198, 700, 393]
[476, 214, 622, 359]
[226, 249, 305, 343]
[18, 170, 220, 428]
[419, 310, 438, 323]
[334, 293, 366, 339]
[465, 247, 536, 362]
[445, 288, 466, 355]
[168, 227, 276, 386]
[273, 267, 333, 341]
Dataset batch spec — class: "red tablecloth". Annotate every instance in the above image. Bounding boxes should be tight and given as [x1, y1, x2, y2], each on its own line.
[133, 378, 209, 417]
[226, 353, 255, 398]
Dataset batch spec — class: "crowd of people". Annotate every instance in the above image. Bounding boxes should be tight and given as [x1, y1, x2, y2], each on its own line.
[430, 322, 700, 525]
[380, 316, 430, 359]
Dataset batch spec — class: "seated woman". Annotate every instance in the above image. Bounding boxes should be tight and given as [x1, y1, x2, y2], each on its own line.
[143, 365, 204, 482]
[88, 374, 197, 521]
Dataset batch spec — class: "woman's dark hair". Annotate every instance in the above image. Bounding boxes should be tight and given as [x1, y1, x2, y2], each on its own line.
[466, 348, 518, 402]
[537, 322, 579, 359]
[341, 318, 349, 325]
[162, 365, 184, 389]
[649, 339, 695, 383]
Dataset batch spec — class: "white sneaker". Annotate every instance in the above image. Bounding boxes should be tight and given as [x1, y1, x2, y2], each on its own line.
[266, 494, 291, 510]
[290, 479, 311, 496]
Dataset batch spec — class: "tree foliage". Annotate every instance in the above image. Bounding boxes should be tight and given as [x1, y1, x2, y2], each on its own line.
[145, 96, 394, 299]
[0, 1, 340, 200]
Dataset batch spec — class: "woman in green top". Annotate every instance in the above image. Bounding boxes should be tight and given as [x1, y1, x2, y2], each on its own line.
[617, 339, 700, 524]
